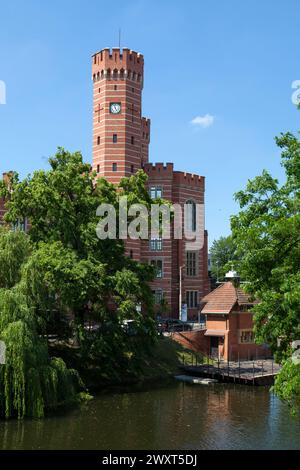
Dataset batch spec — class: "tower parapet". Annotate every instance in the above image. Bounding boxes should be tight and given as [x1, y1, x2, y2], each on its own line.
[173, 171, 205, 188]
[92, 47, 144, 87]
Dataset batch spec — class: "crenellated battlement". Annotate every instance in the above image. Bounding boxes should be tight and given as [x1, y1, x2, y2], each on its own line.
[144, 162, 174, 175]
[173, 170, 204, 188]
[92, 47, 144, 84]
[143, 164, 204, 187]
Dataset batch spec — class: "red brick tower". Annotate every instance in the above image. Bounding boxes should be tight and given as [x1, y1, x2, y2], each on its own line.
[92, 48, 150, 184]
[92, 47, 210, 319]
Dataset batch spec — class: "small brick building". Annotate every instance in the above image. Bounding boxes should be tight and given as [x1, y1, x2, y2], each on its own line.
[200, 277, 270, 360]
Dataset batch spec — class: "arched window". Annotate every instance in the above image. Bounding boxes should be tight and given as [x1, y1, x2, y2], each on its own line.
[185, 200, 197, 232]
[113, 68, 118, 80]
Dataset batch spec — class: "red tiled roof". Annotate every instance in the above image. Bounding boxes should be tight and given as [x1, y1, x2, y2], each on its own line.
[201, 282, 256, 314]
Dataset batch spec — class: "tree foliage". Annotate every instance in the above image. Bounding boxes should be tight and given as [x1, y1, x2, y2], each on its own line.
[209, 235, 239, 280]
[0, 149, 158, 417]
[231, 129, 300, 414]
[2, 149, 155, 326]
[0, 229, 80, 418]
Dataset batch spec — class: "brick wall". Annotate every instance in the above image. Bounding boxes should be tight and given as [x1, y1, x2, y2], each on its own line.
[228, 311, 271, 360]
[204, 311, 271, 361]
[171, 330, 210, 355]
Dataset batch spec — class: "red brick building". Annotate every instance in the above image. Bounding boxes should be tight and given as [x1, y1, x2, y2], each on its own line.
[92, 47, 210, 319]
[200, 278, 270, 360]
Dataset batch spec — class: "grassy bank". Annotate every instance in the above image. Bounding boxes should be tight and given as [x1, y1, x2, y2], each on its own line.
[50, 336, 207, 392]
[137, 336, 207, 382]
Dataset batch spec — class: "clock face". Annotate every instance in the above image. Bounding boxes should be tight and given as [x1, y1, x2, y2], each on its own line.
[110, 102, 121, 114]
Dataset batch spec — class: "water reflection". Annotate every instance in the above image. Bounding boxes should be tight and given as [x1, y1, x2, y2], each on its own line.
[0, 383, 299, 450]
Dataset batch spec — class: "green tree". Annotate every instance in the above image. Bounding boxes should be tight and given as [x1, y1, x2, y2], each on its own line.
[2, 148, 155, 329]
[0, 149, 158, 398]
[0, 228, 31, 288]
[0, 229, 81, 418]
[231, 129, 300, 414]
[210, 235, 238, 280]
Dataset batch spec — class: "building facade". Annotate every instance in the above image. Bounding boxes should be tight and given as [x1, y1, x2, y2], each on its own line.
[170, 277, 270, 360]
[200, 279, 270, 360]
[91, 47, 210, 319]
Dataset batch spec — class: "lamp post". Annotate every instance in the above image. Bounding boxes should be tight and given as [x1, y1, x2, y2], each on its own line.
[179, 265, 185, 321]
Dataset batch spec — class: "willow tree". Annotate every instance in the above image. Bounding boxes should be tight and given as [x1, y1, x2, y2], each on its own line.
[0, 229, 30, 288]
[0, 229, 81, 418]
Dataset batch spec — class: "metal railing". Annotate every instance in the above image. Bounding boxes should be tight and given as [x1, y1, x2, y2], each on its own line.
[181, 351, 280, 385]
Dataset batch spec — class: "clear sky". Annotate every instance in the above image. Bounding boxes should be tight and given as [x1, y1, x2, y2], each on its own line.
[0, 0, 299, 246]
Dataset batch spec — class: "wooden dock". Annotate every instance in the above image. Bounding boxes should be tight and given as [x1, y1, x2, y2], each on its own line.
[182, 360, 280, 386]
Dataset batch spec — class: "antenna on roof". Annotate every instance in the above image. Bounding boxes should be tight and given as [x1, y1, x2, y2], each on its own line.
[118, 28, 121, 49]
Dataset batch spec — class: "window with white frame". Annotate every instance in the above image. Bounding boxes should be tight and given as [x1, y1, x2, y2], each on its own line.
[186, 251, 198, 276]
[150, 186, 162, 199]
[239, 330, 255, 344]
[150, 238, 163, 251]
[186, 291, 198, 308]
[150, 259, 163, 278]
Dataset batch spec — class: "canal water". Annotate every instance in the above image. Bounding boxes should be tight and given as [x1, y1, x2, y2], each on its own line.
[1, 382, 300, 450]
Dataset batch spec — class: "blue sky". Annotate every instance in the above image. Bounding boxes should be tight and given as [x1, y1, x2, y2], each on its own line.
[0, 0, 299, 246]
